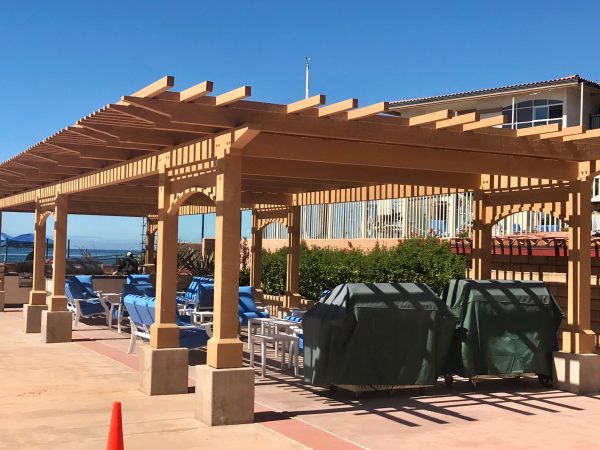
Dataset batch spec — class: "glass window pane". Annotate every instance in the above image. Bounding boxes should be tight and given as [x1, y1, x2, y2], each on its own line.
[549, 104, 562, 119]
[548, 99, 562, 105]
[517, 107, 533, 122]
[533, 121, 547, 127]
[535, 107, 548, 120]
[517, 100, 533, 108]
[516, 122, 532, 129]
[534, 99, 548, 106]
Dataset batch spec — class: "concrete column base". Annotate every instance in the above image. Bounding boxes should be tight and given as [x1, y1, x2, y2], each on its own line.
[41, 310, 72, 343]
[195, 365, 255, 426]
[23, 304, 48, 333]
[138, 345, 189, 395]
[553, 351, 600, 394]
[0, 291, 5, 311]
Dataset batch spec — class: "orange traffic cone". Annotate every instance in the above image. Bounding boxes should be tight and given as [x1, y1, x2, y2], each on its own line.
[106, 402, 124, 450]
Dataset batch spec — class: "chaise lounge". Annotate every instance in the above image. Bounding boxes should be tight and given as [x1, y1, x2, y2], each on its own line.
[123, 294, 212, 354]
[65, 275, 111, 327]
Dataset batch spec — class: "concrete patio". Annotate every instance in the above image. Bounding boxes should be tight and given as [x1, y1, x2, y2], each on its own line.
[2, 308, 600, 449]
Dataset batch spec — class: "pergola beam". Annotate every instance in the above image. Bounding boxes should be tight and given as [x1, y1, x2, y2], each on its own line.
[408, 109, 452, 126]
[317, 98, 358, 117]
[215, 86, 251, 106]
[131, 76, 175, 98]
[435, 112, 479, 129]
[286, 94, 326, 114]
[242, 157, 480, 189]
[180, 81, 214, 102]
[462, 115, 506, 131]
[243, 133, 579, 180]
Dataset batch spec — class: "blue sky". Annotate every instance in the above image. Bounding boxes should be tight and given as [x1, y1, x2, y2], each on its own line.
[0, 0, 597, 249]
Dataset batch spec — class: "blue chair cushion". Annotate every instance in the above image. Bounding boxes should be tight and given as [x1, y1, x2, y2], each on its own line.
[123, 295, 143, 325]
[180, 328, 209, 349]
[124, 294, 209, 349]
[127, 274, 151, 285]
[197, 283, 214, 309]
[238, 286, 268, 325]
[79, 299, 106, 316]
[68, 275, 96, 299]
[140, 297, 154, 325]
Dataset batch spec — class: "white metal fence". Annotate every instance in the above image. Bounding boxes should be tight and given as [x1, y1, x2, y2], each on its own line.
[262, 192, 575, 240]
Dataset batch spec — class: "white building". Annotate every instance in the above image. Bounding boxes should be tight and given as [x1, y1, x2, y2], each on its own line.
[264, 75, 600, 242]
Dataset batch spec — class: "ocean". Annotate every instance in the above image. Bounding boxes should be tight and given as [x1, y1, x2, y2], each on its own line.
[2, 248, 135, 264]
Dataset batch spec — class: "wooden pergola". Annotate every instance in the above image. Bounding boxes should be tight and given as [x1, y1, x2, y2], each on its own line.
[1, 76, 600, 423]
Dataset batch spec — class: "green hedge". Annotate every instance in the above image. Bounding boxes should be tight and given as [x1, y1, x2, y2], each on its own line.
[261, 238, 466, 300]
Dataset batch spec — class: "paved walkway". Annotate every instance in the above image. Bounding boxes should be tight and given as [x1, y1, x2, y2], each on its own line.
[2, 308, 600, 449]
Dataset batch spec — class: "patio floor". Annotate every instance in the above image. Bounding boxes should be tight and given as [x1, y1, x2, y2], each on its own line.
[1, 308, 600, 449]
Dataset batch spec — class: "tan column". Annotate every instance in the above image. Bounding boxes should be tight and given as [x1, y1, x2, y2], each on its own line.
[250, 210, 262, 289]
[48, 195, 68, 311]
[207, 153, 243, 369]
[286, 206, 301, 308]
[563, 179, 595, 353]
[0, 211, 4, 311]
[145, 218, 156, 265]
[471, 190, 492, 279]
[150, 161, 180, 349]
[29, 205, 48, 305]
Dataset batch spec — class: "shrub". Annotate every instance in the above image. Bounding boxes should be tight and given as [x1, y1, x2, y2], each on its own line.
[260, 238, 465, 300]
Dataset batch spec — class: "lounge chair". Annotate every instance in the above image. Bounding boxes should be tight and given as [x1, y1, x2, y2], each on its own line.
[177, 277, 214, 314]
[238, 286, 269, 326]
[123, 294, 212, 354]
[65, 275, 111, 327]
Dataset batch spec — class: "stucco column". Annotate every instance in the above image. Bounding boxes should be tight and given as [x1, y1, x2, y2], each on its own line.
[0, 211, 4, 311]
[207, 153, 244, 369]
[250, 210, 262, 291]
[150, 159, 180, 349]
[471, 190, 492, 279]
[563, 179, 595, 354]
[48, 195, 68, 312]
[42, 194, 72, 343]
[24, 203, 49, 333]
[286, 206, 301, 308]
[29, 206, 48, 306]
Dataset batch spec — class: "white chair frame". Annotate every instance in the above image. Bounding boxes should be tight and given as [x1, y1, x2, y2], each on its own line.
[126, 318, 213, 354]
[67, 291, 113, 328]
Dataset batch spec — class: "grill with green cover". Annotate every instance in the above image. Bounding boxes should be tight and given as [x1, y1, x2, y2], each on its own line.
[303, 283, 457, 387]
[442, 279, 564, 378]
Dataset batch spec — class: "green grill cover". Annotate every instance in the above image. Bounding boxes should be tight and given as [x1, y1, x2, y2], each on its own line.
[442, 280, 564, 377]
[303, 283, 457, 387]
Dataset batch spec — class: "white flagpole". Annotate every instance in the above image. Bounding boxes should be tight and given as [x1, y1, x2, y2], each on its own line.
[305, 57, 311, 99]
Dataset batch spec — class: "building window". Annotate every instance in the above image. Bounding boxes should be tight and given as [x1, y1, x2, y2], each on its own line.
[502, 100, 563, 129]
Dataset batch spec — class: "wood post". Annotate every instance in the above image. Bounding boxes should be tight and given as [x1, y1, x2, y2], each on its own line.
[29, 204, 48, 306]
[150, 156, 180, 349]
[48, 195, 68, 312]
[285, 206, 301, 308]
[145, 217, 157, 265]
[471, 190, 492, 279]
[563, 179, 596, 353]
[0, 210, 3, 292]
[250, 210, 262, 289]
[207, 151, 244, 369]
